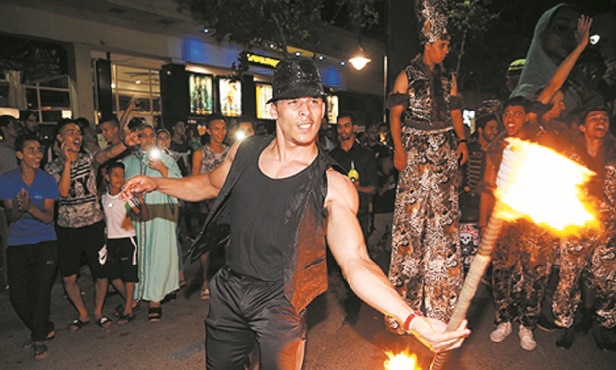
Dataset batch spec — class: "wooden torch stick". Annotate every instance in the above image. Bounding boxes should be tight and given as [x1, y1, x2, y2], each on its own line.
[429, 200, 507, 370]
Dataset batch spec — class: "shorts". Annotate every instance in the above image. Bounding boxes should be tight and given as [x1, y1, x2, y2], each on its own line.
[107, 237, 138, 283]
[56, 221, 108, 279]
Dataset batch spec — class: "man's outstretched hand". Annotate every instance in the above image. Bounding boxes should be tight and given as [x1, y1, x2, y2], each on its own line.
[121, 176, 157, 201]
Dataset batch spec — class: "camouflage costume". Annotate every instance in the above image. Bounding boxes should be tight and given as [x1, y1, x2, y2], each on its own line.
[553, 141, 616, 329]
[488, 130, 558, 330]
[588, 163, 616, 329]
[385, 54, 463, 332]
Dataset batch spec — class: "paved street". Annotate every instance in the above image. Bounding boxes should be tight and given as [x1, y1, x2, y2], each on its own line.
[1, 254, 615, 370]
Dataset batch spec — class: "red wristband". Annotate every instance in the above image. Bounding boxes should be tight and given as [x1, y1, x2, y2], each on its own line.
[404, 310, 423, 331]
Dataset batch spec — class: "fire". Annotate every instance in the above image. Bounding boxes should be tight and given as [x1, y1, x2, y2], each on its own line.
[384, 351, 420, 370]
[494, 139, 597, 233]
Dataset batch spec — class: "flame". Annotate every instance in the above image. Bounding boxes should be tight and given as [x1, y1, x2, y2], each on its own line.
[495, 139, 597, 233]
[384, 351, 421, 370]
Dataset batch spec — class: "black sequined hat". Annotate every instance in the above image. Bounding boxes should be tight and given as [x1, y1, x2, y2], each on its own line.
[268, 57, 327, 103]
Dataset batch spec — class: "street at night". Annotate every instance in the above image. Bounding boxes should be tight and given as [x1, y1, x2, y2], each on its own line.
[1, 253, 615, 370]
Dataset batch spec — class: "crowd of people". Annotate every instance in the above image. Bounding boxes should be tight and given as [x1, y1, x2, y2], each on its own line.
[0, 109, 267, 360]
[1, 1, 616, 368]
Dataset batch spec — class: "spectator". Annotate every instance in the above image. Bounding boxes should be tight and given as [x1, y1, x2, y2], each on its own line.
[123, 124, 180, 322]
[0, 115, 19, 288]
[367, 151, 397, 255]
[329, 111, 378, 325]
[18, 110, 39, 136]
[170, 120, 191, 176]
[45, 118, 136, 332]
[102, 161, 147, 325]
[157, 128, 188, 288]
[364, 123, 390, 160]
[0, 134, 58, 360]
[76, 117, 100, 154]
[191, 114, 229, 300]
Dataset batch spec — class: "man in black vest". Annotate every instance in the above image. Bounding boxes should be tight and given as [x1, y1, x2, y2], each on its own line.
[123, 57, 469, 369]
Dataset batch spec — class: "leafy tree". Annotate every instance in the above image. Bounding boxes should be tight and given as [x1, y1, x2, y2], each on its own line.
[176, 0, 381, 77]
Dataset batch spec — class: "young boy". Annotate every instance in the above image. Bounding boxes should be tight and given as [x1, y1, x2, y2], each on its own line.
[102, 162, 147, 325]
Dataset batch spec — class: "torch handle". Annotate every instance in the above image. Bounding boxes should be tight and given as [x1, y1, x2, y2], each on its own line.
[430, 201, 506, 370]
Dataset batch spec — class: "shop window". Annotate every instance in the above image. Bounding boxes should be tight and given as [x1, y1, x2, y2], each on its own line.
[111, 64, 160, 118]
[24, 75, 72, 122]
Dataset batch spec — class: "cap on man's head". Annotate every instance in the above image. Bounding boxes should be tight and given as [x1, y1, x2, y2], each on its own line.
[507, 59, 526, 78]
[268, 57, 327, 103]
[580, 106, 610, 124]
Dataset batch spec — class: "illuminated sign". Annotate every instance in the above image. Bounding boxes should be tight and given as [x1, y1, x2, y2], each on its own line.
[245, 52, 280, 69]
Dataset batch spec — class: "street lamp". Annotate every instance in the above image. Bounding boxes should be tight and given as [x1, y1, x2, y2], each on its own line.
[349, 47, 371, 70]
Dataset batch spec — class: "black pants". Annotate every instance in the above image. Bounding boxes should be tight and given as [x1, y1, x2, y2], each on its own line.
[206, 266, 306, 370]
[7, 240, 58, 342]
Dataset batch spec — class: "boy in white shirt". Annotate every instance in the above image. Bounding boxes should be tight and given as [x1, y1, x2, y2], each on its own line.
[102, 162, 146, 324]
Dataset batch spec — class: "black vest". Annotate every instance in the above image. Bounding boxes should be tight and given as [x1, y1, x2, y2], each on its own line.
[187, 135, 336, 312]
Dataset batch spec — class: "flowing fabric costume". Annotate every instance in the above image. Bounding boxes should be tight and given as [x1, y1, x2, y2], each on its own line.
[123, 150, 180, 302]
[385, 52, 463, 332]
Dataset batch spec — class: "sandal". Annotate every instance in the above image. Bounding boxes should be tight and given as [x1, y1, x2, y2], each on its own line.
[96, 315, 112, 329]
[45, 330, 56, 341]
[200, 288, 210, 300]
[148, 307, 162, 323]
[68, 319, 89, 332]
[115, 302, 140, 316]
[117, 313, 136, 325]
[33, 342, 49, 360]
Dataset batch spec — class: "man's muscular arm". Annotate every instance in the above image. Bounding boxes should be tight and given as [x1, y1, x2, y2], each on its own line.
[122, 141, 239, 202]
[324, 169, 470, 353]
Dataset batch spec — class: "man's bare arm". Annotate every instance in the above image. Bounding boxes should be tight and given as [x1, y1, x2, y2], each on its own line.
[390, 71, 408, 171]
[122, 141, 239, 202]
[324, 170, 470, 353]
[450, 75, 468, 165]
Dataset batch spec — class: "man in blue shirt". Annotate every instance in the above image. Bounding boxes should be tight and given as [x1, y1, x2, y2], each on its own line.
[0, 134, 59, 360]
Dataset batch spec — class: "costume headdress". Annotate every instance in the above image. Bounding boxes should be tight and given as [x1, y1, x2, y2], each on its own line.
[415, 0, 449, 44]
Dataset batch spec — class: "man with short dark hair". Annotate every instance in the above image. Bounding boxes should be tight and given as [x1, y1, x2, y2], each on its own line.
[123, 57, 469, 369]
[330, 112, 378, 235]
[1, 134, 58, 360]
[99, 116, 121, 147]
[553, 107, 616, 350]
[45, 118, 137, 332]
[329, 111, 378, 325]
[482, 96, 557, 351]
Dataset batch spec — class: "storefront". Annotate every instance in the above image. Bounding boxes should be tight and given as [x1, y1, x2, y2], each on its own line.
[0, 0, 386, 134]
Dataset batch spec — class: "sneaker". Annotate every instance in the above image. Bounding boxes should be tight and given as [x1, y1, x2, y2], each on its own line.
[490, 322, 512, 343]
[519, 325, 537, 351]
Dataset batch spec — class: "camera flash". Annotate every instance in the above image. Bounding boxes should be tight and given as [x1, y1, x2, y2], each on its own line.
[590, 34, 600, 45]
